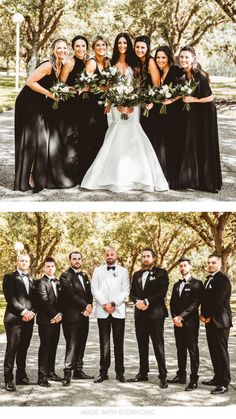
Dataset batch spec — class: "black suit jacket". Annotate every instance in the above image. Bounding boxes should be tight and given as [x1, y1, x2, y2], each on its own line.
[130, 266, 169, 319]
[3, 270, 36, 324]
[60, 267, 93, 323]
[35, 275, 62, 324]
[170, 276, 203, 329]
[201, 271, 232, 328]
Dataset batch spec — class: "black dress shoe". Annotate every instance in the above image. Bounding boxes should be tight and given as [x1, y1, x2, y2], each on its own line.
[201, 378, 217, 386]
[16, 377, 32, 385]
[185, 382, 198, 391]
[62, 377, 71, 387]
[48, 373, 63, 382]
[128, 373, 148, 382]
[5, 381, 17, 391]
[38, 378, 51, 387]
[167, 375, 186, 384]
[159, 379, 168, 389]
[116, 375, 126, 383]
[211, 386, 228, 395]
[73, 371, 94, 379]
[94, 374, 108, 383]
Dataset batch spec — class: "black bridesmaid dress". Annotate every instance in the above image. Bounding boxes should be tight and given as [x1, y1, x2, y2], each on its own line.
[55, 56, 86, 185]
[14, 63, 57, 191]
[170, 72, 222, 192]
[81, 60, 108, 175]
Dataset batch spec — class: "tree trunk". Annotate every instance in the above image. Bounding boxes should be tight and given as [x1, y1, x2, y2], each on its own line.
[26, 49, 39, 75]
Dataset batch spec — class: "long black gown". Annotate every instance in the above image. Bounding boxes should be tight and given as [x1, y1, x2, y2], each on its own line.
[48, 56, 86, 186]
[81, 60, 108, 175]
[14, 63, 57, 191]
[171, 72, 222, 192]
[141, 65, 183, 181]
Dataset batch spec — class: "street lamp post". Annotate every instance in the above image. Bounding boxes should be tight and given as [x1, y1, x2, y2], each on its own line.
[12, 12, 24, 92]
[14, 241, 24, 256]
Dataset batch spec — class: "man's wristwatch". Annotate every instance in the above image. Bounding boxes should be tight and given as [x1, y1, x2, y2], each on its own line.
[111, 301, 116, 307]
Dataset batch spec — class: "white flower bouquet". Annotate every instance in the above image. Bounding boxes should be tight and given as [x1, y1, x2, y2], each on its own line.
[74, 70, 99, 99]
[49, 82, 76, 110]
[174, 79, 199, 111]
[99, 66, 121, 87]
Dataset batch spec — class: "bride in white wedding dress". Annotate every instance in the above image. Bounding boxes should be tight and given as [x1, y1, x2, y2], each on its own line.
[81, 33, 169, 193]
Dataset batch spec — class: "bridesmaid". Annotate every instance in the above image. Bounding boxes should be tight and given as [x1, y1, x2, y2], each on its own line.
[154, 46, 183, 180]
[134, 36, 161, 154]
[14, 38, 68, 192]
[59, 35, 89, 184]
[173, 46, 222, 192]
[82, 35, 109, 174]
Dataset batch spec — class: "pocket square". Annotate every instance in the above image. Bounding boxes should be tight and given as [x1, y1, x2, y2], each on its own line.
[149, 277, 155, 281]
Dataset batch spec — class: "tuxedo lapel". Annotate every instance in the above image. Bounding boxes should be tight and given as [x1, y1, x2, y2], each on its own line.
[143, 272, 151, 291]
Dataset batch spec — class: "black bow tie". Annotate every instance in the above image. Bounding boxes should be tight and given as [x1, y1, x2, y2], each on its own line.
[142, 269, 150, 273]
[180, 278, 186, 283]
[22, 273, 30, 278]
[50, 278, 57, 283]
[206, 274, 213, 279]
[107, 266, 115, 271]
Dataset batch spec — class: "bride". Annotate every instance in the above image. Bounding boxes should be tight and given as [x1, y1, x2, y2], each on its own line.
[81, 33, 169, 193]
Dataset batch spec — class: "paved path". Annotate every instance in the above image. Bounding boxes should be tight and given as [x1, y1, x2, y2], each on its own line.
[0, 106, 235, 201]
[0, 306, 235, 407]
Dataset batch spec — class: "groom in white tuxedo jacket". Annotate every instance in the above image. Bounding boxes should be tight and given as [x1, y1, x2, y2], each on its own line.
[91, 247, 130, 383]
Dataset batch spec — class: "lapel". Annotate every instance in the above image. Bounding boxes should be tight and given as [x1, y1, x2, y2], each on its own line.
[143, 271, 151, 291]
[15, 270, 33, 293]
[43, 275, 55, 299]
[71, 269, 86, 294]
[137, 272, 143, 292]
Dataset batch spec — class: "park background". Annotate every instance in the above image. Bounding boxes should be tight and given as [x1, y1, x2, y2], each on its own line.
[0, 0, 236, 111]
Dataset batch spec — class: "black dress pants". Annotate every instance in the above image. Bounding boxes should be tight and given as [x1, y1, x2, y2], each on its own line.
[135, 316, 167, 379]
[174, 326, 199, 381]
[63, 318, 89, 373]
[38, 323, 60, 379]
[97, 315, 125, 376]
[4, 321, 34, 383]
[206, 325, 230, 387]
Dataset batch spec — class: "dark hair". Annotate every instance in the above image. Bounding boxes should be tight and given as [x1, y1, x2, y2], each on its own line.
[111, 33, 136, 68]
[134, 35, 152, 85]
[179, 256, 191, 264]
[154, 46, 174, 77]
[142, 248, 156, 258]
[179, 46, 209, 81]
[71, 35, 88, 50]
[69, 251, 82, 260]
[208, 253, 222, 260]
[44, 257, 56, 265]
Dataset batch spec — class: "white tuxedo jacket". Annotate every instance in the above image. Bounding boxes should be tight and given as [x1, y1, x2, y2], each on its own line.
[91, 264, 130, 319]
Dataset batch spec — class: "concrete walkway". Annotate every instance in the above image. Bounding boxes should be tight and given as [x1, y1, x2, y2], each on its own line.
[0, 306, 235, 407]
[0, 106, 235, 201]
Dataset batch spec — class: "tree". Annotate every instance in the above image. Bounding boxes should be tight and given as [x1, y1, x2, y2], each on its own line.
[114, 0, 227, 54]
[214, 0, 236, 23]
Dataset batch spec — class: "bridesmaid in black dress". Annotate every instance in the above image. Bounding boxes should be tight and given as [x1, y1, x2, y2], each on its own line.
[134, 36, 161, 160]
[154, 46, 183, 182]
[82, 35, 109, 173]
[173, 46, 222, 192]
[59, 35, 88, 184]
[14, 38, 69, 192]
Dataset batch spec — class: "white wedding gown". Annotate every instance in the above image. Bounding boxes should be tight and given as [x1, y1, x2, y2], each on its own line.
[81, 70, 169, 193]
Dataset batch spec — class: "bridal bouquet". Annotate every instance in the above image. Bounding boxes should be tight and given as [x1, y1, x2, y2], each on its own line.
[49, 82, 76, 110]
[153, 83, 176, 115]
[174, 79, 199, 111]
[99, 76, 140, 120]
[99, 66, 121, 87]
[139, 85, 158, 117]
[74, 70, 100, 98]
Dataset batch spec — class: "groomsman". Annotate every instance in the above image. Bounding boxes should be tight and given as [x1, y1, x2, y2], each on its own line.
[60, 251, 94, 386]
[35, 257, 62, 387]
[200, 254, 232, 395]
[91, 247, 130, 383]
[129, 248, 169, 388]
[3, 253, 36, 391]
[168, 257, 203, 390]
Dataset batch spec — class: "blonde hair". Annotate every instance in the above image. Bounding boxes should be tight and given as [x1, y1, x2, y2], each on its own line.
[50, 38, 68, 78]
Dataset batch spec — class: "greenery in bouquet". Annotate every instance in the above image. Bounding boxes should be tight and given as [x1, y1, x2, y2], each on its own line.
[152, 83, 176, 115]
[99, 66, 121, 87]
[74, 70, 100, 98]
[49, 82, 76, 110]
[174, 79, 199, 111]
[99, 75, 140, 120]
[139, 85, 159, 117]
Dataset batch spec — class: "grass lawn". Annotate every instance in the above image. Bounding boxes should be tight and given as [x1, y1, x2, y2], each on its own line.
[0, 75, 25, 113]
[0, 74, 235, 113]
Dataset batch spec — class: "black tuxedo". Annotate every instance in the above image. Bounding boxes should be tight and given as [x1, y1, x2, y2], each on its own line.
[130, 266, 169, 378]
[170, 276, 203, 381]
[3, 270, 36, 383]
[60, 267, 93, 375]
[35, 275, 62, 379]
[201, 270, 232, 387]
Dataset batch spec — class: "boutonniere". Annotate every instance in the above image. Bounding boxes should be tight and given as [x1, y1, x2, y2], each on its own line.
[113, 272, 118, 278]
[149, 272, 155, 280]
